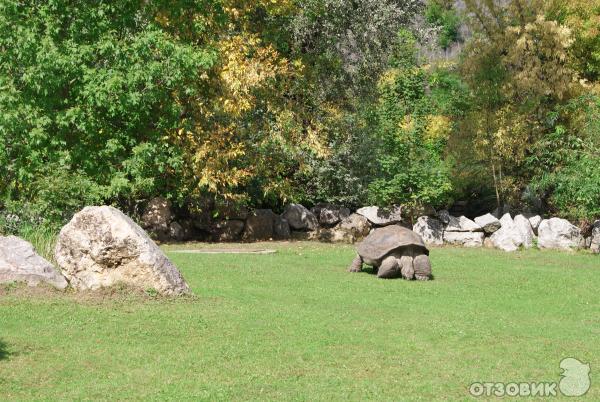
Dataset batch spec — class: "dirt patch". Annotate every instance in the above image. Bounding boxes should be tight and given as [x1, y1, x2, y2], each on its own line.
[169, 248, 277, 255]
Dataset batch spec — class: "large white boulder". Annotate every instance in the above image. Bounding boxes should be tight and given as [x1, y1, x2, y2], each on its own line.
[282, 204, 318, 231]
[413, 216, 444, 246]
[489, 214, 523, 252]
[514, 214, 535, 249]
[474, 213, 501, 234]
[445, 216, 482, 232]
[55, 206, 189, 295]
[0, 236, 68, 289]
[320, 213, 371, 243]
[443, 231, 484, 247]
[538, 218, 583, 251]
[591, 220, 600, 254]
[356, 206, 403, 226]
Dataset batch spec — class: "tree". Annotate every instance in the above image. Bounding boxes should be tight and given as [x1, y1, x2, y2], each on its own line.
[458, 0, 579, 209]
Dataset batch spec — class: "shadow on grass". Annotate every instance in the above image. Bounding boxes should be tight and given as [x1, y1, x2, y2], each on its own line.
[0, 339, 9, 361]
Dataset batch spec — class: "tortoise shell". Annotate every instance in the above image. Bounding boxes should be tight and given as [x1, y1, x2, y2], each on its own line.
[357, 225, 429, 261]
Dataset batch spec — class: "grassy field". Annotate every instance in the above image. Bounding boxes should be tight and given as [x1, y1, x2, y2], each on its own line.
[1, 242, 598, 401]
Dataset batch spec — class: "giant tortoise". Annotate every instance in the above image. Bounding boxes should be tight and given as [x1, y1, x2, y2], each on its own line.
[348, 225, 432, 280]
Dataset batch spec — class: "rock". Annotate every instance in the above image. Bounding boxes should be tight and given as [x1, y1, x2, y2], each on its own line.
[538, 218, 584, 250]
[591, 221, 600, 254]
[214, 220, 245, 242]
[169, 222, 185, 242]
[528, 215, 543, 235]
[445, 216, 482, 232]
[483, 237, 494, 249]
[499, 213, 513, 227]
[412, 216, 444, 246]
[0, 236, 68, 290]
[337, 213, 371, 240]
[312, 203, 351, 227]
[214, 201, 249, 220]
[273, 216, 291, 240]
[356, 205, 403, 226]
[584, 236, 592, 249]
[282, 204, 318, 231]
[489, 215, 523, 252]
[290, 230, 320, 241]
[242, 209, 277, 241]
[437, 210, 451, 225]
[514, 214, 535, 249]
[141, 197, 172, 233]
[318, 228, 352, 243]
[443, 231, 484, 247]
[319, 213, 371, 243]
[55, 206, 189, 295]
[474, 213, 501, 234]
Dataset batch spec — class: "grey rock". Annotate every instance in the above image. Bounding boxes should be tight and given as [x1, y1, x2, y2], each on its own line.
[273, 216, 291, 240]
[169, 222, 185, 242]
[443, 231, 484, 247]
[474, 213, 501, 234]
[214, 220, 245, 242]
[0, 236, 68, 290]
[538, 218, 584, 250]
[312, 204, 351, 227]
[243, 210, 277, 241]
[589, 220, 599, 253]
[437, 210, 451, 225]
[141, 197, 172, 233]
[412, 216, 444, 246]
[445, 216, 483, 232]
[55, 206, 189, 295]
[356, 205, 403, 226]
[319, 213, 371, 243]
[282, 204, 318, 231]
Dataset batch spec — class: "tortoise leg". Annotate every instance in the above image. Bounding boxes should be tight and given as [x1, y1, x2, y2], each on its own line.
[413, 254, 432, 281]
[348, 254, 363, 273]
[400, 255, 415, 280]
[377, 255, 400, 279]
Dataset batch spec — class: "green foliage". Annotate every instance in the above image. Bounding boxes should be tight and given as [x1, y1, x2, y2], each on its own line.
[367, 32, 465, 210]
[0, 0, 216, 227]
[425, 0, 461, 49]
[529, 95, 600, 220]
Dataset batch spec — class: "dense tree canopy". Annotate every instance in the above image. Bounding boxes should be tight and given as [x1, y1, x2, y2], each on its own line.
[0, 0, 598, 232]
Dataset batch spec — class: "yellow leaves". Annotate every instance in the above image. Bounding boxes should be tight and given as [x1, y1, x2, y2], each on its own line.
[424, 115, 452, 143]
[218, 34, 290, 115]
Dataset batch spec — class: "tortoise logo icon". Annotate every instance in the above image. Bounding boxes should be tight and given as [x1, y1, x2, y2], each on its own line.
[559, 358, 591, 397]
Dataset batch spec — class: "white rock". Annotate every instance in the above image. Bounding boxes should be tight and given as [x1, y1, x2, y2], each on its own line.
[514, 214, 535, 249]
[413, 216, 444, 246]
[528, 215, 542, 234]
[474, 213, 501, 234]
[55, 206, 189, 295]
[356, 206, 403, 226]
[489, 215, 523, 252]
[0, 236, 68, 289]
[538, 218, 583, 251]
[499, 213, 513, 227]
[445, 216, 483, 232]
[590, 220, 599, 254]
[443, 231, 484, 247]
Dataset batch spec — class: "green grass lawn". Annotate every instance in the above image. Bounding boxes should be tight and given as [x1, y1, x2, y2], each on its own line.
[1, 242, 598, 401]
